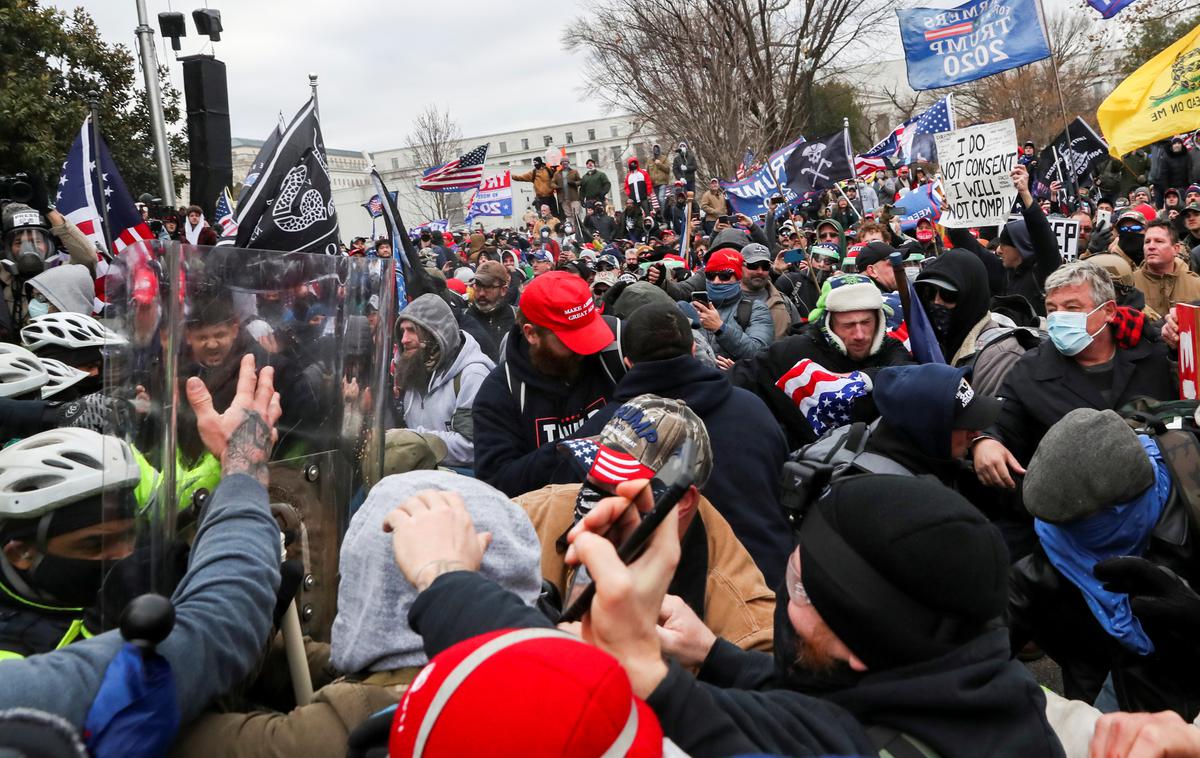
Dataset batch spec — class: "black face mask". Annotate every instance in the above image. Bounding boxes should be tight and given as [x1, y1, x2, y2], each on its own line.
[30, 553, 106, 608]
[72, 373, 103, 396]
[925, 302, 954, 337]
[1118, 231, 1145, 264]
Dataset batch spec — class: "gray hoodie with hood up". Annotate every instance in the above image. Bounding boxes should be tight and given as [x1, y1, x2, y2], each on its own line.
[27, 264, 94, 315]
[398, 294, 495, 467]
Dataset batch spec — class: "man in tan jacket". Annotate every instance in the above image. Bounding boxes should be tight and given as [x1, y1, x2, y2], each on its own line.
[517, 394, 775, 655]
[170, 472, 543, 758]
[699, 178, 729, 235]
[1131, 218, 1200, 317]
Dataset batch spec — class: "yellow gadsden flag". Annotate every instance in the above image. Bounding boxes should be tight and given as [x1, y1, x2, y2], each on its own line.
[1097, 22, 1200, 157]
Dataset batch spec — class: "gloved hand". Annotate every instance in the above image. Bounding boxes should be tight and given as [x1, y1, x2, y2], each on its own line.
[1094, 556, 1200, 639]
[54, 392, 135, 436]
[1088, 221, 1113, 254]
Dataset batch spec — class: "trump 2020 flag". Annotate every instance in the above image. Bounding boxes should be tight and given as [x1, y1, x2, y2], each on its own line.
[464, 172, 513, 224]
[783, 130, 853, 196]
[891, 182, 943, 231]
[720, 136, 806, 217]
[897, 0, 1051, 91]
[230, 98, 340, 254]
[774, 359, 873, 437]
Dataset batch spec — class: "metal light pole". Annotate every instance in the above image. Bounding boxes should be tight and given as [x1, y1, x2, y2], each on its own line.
[134, 0, 176, 205]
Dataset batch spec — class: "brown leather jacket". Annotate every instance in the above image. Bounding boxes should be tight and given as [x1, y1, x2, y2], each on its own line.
[517, 483, 775, 654]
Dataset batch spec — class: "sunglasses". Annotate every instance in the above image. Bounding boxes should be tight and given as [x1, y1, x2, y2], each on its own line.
[818, 232, 839, 240]
[745, 261, 771, 271]
[928, 286, 958, 303]
[706, 269, 738, 281]
[1118, 224, 1145, 233]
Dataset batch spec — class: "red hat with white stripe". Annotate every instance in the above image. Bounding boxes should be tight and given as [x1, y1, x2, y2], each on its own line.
[389, 628, 663, 757]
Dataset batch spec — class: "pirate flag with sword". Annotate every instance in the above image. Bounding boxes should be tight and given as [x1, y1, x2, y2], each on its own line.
[783, 128, 855, 196]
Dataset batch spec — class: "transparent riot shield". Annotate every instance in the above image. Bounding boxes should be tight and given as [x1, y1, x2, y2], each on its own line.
[102, 241, 394, 640]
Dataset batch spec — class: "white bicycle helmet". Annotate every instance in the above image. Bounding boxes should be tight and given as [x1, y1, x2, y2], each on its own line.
[19, 312, 128, 353]
[38, 357, 90, 399]
[0, 428, 140, 521]
[0, 343, 49, 399]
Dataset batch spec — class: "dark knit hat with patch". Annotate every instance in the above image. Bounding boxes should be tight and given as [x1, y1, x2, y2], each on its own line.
[1022, 408, 1155, 524]
[798, 475, 1008, 669]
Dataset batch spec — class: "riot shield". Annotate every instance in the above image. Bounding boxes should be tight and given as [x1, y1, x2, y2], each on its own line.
[102, 241, 394, 640]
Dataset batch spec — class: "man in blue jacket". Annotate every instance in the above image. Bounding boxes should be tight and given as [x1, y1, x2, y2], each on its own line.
[573, 301, 791, 587]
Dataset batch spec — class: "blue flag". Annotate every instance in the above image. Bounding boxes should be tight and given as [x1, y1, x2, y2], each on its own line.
[903, 280, 947, 365]
[1085, 0, 1137, 18]
[897, 0, 1051, 91]
[84, 643, 179, 758]
[891, 184, 943, 231]
[720, 136, 805, 217]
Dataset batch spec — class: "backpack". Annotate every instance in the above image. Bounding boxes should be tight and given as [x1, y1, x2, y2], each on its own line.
[779, 420, 913, 531]
[1120, 398, 1200, 537]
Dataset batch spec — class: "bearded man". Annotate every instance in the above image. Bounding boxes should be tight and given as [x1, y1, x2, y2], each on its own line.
[460, 261, 516, 362]
[472, 271, 620, 496]
[391, 294, 494, 470]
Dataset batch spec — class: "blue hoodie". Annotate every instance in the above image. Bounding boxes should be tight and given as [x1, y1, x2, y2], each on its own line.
[873, 363, 970, 461]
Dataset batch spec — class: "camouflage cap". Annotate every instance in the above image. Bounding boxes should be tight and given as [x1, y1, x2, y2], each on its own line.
[560, 394, 712, 488]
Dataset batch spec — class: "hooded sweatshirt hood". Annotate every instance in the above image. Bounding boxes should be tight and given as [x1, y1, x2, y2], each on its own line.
[708, 227, 750, 254]
[27, 264, 94, 315]
[873, 363, 968, 460]
[399, 293, 462, 370]
[816, 219, 847, 256]
[998, 218, 1035, 260]
[330, 470, 542, 673]
[915, 250, 991, 359]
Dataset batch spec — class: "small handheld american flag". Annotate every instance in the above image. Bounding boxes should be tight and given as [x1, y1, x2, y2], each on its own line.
[417, 144, 489, 192]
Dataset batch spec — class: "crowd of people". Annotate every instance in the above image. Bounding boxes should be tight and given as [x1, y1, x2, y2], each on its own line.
[2, 129, 1200, 757]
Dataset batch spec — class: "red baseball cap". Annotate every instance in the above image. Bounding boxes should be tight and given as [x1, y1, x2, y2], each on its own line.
[445, 278, 467, 295]
[519, 271, 612, 355]
[704, 249, 744, 280]
[390, 629, 663, 757]
[131, 266, 159, 306]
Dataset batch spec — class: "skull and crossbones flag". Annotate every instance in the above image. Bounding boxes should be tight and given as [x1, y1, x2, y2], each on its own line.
[226, 97, 341, 254]
[783, 129, 854, 196]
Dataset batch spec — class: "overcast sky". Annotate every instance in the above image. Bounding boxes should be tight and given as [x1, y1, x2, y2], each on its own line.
[56, 0, 1090, 154]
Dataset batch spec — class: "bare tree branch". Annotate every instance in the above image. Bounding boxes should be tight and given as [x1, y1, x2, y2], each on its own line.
[403, 105, 463, 223]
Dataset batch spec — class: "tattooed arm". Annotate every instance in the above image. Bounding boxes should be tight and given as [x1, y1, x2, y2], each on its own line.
[186, 354, 283, 484]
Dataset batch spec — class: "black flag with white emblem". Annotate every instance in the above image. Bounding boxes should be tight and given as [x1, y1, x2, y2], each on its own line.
[784, 129, 854, 196]
[229, 98, 340, 253]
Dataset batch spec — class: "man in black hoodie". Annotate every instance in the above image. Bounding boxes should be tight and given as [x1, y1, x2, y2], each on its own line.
[398, 474, 1065, 758]
[572, 301, 792, 586]
[472, 271, 620, 496]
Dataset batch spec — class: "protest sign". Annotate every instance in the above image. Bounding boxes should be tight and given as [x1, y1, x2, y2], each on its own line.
[935, 119, 1018, 228]
[897, 0, 1051, 90]
[1177, 303, 1200, 399]
[720, 136, 805, 217]
[465, 171, 513, 223]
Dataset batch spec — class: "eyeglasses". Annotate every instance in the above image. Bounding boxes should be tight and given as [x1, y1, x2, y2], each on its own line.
[818, 232, 840, 241]
[785, 552, 811, 607]
[705, 269, 738, 281]
[745, 261, 771, 272]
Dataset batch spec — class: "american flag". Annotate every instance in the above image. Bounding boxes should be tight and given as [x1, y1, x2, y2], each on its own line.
[774, 359, 873, 437]
[736, 148, 758, 180]
[864, 96, 955, 165]
[561, 438, 657, 487]
[364, 194, 383, 218]
[215, 186, 238, 237]
[417, 143, 489, 192]
[56, 116, 154, 257]
[854, 155, 891, 179]
[924, 20, 973, 41]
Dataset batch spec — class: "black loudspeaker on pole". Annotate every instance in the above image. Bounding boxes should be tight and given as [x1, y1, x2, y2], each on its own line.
[180, 55, 232, 221]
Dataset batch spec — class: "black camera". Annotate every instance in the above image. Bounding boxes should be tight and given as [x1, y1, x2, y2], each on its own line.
[0, 174, 35, 207]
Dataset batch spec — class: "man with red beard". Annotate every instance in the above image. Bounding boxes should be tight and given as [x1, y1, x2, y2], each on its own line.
[472, 271, 620, 496]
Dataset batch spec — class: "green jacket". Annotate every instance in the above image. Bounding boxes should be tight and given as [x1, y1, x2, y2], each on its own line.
[579, 169, 611, 203]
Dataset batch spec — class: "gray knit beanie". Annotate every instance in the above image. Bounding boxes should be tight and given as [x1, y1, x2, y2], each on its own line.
[1023, 408, 1155, 524]
[330, 471, 542, 674]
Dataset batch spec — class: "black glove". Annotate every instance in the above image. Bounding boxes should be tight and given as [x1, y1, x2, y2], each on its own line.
[1088, 221, 1113, 254]
[1094, 556, 1200, 639]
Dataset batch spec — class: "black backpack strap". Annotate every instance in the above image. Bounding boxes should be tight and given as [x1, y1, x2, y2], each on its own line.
[597, 315, 627, 385]
[736, 298, 752, 329]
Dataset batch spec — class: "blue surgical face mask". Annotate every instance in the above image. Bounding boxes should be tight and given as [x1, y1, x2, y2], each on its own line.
[706, 281, 742, 305]
[27, 298, 50, 318]
[1047, 301, 1110, 356]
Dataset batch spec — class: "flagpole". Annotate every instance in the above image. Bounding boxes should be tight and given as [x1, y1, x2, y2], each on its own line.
[88, 92, 115, 257]
[309, 73, 320, 119]
[1034, 0, 1072, 132]
[841, 118, 864, 223]
[134, 0, 176, 206]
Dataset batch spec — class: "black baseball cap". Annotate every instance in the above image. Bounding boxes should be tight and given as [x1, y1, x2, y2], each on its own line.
[952, 375, 1002, 430]
[855, 241, 897, 270]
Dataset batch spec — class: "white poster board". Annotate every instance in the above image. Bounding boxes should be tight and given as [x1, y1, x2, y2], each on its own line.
[1006, 215, 1081, 261]
[935, 119, 1018, 228]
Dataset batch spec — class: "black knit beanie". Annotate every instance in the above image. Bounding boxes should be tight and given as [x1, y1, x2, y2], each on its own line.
[798, 475, 1009, 669]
